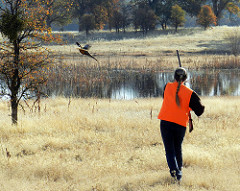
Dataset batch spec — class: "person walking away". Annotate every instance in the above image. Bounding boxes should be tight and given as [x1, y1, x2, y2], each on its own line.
[158, 67, 205, 181]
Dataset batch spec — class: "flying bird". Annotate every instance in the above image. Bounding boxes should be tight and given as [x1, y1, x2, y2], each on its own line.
[76, 42, 99, 63]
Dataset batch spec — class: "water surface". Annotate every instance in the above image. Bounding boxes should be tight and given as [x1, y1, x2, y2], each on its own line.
[45, 69, 240, 99]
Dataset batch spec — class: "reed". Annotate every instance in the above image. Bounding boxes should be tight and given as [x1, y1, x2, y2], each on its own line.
[42, 26, 240, 99]
[0, 97, 239, 191]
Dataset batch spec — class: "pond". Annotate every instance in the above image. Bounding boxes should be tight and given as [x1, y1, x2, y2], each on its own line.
[45, 69, 240, 99]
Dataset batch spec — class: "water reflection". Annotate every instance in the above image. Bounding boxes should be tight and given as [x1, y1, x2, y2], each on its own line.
[189, 70, 240, 96]
[44, 69, 240, 99]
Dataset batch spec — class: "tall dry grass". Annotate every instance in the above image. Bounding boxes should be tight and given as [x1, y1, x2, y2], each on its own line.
[2, 26, 240, 70]
[0, 97, 239, 191]
[46, 26, 240, 70]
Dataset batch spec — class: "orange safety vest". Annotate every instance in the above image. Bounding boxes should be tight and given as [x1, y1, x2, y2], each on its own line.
[158, 81, 193, 127]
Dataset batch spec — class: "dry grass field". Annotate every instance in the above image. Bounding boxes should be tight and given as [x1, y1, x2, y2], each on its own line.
[2, 26, 240, 70]
[0, 97, 239, 191]
[0, 27, 240, 190]
[48, 26, 240, 70]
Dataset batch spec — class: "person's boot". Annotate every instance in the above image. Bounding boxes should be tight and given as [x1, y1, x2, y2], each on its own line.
[170, 170, 182, 182]
[170, 170, 177, 179]
[176, 170, 182, 181]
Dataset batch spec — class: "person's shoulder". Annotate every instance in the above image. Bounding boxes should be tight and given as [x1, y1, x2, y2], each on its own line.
[191, 91, 200, 100]
[165, 82, 172, 88]
[181, 84, 193, 93]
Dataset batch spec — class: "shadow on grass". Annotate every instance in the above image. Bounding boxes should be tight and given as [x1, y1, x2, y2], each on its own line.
[193, 39, 232, 55]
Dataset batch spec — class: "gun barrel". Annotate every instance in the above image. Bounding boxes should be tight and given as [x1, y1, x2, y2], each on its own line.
[176, 50, 182, 67]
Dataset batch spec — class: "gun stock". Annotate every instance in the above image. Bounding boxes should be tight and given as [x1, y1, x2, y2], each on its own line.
[189, 111, 193, 133]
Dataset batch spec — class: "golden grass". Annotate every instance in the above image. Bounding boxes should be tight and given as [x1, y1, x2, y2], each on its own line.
[0, 97, 239, 191]
[2, 26, 240, 69]
[45, 26, 240, 70]
[50, 26, 227, 54]
[1, 26, 240, 190]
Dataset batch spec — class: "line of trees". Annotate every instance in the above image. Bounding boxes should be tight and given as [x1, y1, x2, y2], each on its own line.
[38, 0, 240, 34]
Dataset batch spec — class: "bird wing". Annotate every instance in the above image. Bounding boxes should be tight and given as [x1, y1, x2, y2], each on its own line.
[76, 42, 91, 50]
[83, 44, 91, 50]
[76, 42, 82, 48]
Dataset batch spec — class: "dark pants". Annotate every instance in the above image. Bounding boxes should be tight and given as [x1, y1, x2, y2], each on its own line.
[160, 120, 186, 180]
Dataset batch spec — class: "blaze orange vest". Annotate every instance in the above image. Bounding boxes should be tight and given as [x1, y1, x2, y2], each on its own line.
[158, 81, 193, 127]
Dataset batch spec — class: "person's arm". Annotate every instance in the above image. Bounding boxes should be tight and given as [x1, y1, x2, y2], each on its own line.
[189, 92, 205, 116]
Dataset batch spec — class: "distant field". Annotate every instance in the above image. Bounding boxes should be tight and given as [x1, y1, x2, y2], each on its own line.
[0, 97, 239, 191]
[50, 26, 227, 55]
[1, 26, 240, 69]
[46, 26, 240, 70]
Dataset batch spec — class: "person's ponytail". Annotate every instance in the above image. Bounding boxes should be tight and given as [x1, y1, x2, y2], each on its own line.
[176, 81, 181, 106]
[174, 67, 187, 107]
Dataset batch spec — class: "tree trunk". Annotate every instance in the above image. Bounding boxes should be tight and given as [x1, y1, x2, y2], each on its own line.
[11, 96, 18, 124]
[175, 25, 178, 33]
[46, 15, 52, 29]
[212, 0, 224, 26]
[161, 22, 167, 30]
[86, 28, 89, 36]
[161, 23, 164, 30]
[10, 40, 21, 124]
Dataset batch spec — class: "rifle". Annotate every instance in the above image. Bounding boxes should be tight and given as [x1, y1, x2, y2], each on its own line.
[176, 50, 193, 133]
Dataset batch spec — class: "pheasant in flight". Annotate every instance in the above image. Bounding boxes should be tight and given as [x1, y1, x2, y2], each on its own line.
[76, 42, 99, 63]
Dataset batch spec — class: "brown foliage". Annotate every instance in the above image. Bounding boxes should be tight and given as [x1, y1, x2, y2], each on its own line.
[0, 0, 62, 124]
[197, 5, 217, 30]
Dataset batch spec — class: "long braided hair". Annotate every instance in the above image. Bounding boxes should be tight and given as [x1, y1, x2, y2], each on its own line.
[174, 67, 187, 107]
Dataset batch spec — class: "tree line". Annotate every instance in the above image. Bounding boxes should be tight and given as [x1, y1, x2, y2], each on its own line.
[41, 0, 240, 34]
